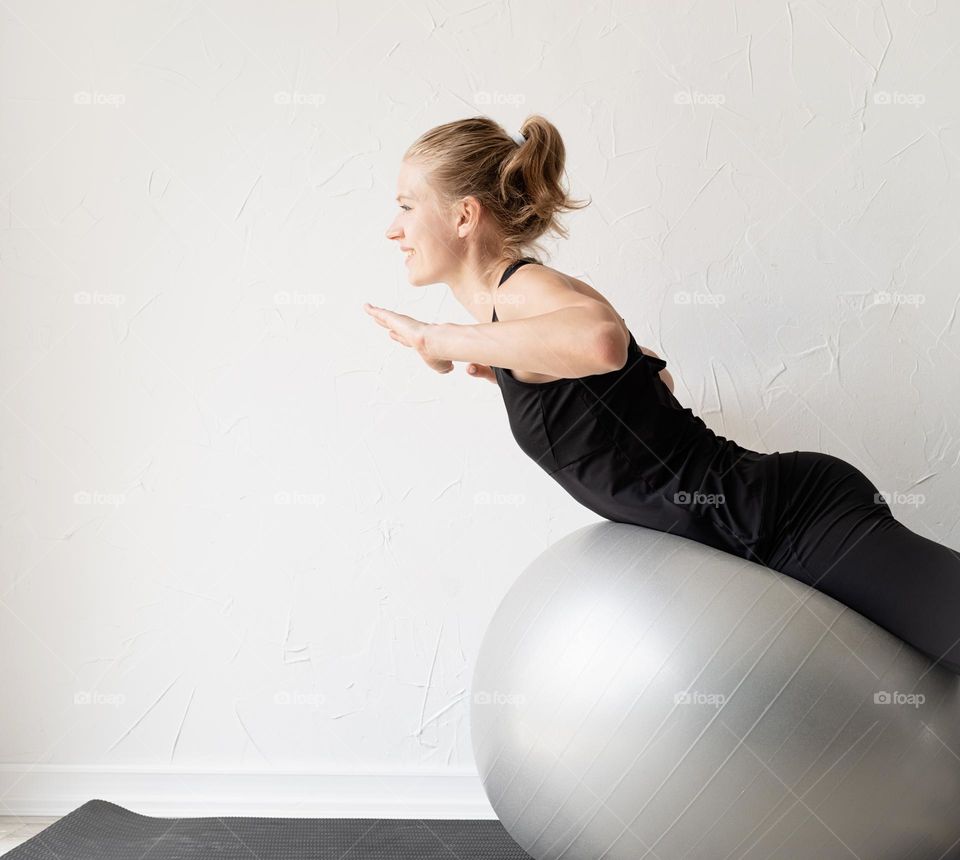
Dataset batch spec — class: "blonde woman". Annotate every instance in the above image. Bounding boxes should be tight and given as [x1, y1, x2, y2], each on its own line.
[365, 114, 960, 674]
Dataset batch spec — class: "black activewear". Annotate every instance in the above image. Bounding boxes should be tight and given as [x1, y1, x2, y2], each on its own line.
[491, 257, 960, 673]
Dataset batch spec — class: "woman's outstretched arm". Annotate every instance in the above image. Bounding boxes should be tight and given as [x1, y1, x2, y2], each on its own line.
[426, 304, 626, 380]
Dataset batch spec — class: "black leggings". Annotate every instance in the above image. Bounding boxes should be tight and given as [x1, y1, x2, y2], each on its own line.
[763, 451, 960, 674]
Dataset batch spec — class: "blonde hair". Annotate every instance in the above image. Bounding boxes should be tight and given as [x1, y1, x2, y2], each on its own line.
[403, 114, 590, 264]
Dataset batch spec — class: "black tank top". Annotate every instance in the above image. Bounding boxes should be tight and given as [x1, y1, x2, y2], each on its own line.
[490, 257, 780, 564]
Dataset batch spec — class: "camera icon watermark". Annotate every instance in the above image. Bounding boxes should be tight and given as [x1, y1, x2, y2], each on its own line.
[674, 689, 727, 708]
[674, 90, 726, 106]
[474, 292, 526, 307]
[874, 490, 925, 509]
[873, 90, 925, 107]
[473, 91, 526, 106]
[273, 91, 325, 107]
[742, 292, 783, 308]
[874, 690, 925, 708]
[674, 290, 726, 306]
[473, 689, 526, 706]
[274, 291, 325, 309]
[871, 290, 925, 306]
[74, 91, 126, 108]
[674, 490, 725, 508]
[273, 690, 325, 708]
[273, 491, 326, 507]
[473, 490, 526, 506]
[74, 690, 126, 707]
[73, 490, 126, 507]
[74, 291, 126, 307]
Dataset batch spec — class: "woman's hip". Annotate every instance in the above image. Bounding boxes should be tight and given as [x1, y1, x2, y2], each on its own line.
[764, 450, 892, 561]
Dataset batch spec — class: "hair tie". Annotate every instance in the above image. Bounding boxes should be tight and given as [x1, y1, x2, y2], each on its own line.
[509, 130, 526, 146]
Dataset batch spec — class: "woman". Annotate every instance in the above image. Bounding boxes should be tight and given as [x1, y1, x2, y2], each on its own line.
[366, 114, 960, 674]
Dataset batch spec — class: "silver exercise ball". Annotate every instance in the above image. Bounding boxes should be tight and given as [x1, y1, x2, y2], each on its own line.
[470, 521, 960, 860]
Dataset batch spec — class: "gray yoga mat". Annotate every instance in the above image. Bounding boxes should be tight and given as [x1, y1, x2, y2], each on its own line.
[5, 799, 532, 859]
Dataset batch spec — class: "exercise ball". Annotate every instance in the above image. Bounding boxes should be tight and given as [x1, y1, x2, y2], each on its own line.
[470, 521, 960, 860]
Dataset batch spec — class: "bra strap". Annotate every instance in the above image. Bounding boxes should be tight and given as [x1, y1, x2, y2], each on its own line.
[493, 257, 536, 322]
[497, 257, 535, 288]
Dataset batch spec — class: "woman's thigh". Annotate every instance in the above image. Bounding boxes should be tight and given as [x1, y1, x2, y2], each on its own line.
[767, 451, 960, 672]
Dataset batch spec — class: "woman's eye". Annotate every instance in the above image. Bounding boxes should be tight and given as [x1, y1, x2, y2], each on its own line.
[400, 205, 410, 212]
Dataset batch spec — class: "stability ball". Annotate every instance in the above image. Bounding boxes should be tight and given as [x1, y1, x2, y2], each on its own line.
[470, 521, 960, 860]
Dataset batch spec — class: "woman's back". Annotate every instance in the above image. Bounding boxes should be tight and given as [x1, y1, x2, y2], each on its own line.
[490, 257, 784, 567]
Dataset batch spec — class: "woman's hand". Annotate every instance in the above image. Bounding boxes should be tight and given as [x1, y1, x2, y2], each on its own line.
[363, 303, 454, 374]
[466, 363, 497, 383]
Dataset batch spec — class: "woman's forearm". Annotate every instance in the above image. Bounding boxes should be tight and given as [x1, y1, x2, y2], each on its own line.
[425, 307, 624, 379]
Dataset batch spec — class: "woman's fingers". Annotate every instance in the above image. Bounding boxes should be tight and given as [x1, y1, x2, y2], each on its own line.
[367, 306, 493, 382]
[364, 304, 396, 329]
[467, 363, 497, 383]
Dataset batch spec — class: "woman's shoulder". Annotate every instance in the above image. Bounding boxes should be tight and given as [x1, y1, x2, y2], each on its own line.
[497, 263, 623, 324]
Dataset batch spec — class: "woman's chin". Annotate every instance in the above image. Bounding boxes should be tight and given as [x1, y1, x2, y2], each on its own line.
[404, 259, 436, 286]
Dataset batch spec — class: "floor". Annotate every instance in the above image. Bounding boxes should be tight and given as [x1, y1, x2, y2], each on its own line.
[0, 816, 60, 856]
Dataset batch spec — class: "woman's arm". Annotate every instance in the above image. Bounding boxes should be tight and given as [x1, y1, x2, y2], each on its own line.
[427, 268, 627, 379]
[426, 305, 625, 380]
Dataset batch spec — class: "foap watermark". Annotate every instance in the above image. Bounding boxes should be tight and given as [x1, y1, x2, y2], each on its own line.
[74, 291, 126, 307]
[871, 290, 925, 307]
[873, 90, 926, 108]
[273, 91, 325, 107]
[874, 490, 925, 509]
[874, 690, 925, 708]
[674, 90, 726, 106]
[742, 291, 784, 308]
[674, 490, 725, 508]
[74, 690, 126, 707]
[74, 490, 126, 507]
[473, 689, 526, 707]
[674, 290, 726, 306]
[474, 91, 526, 106]
[273, 491, 326, 507]
[674, 690, 727, 708]
[74, 91, 126, 108]
[474, 490, 525, 506]
[474, 292, 527, 308]
[274, 291, 325, 309]
[273, 690, 325, 709]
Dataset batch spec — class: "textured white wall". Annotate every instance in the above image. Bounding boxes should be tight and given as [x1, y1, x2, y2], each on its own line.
[2, 0, 959, 815]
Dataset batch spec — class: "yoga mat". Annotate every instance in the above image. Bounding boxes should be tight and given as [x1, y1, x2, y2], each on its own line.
[5, 799, 532, 859]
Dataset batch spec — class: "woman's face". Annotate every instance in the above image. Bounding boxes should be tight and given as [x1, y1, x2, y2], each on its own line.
[384, 159, 460, 285]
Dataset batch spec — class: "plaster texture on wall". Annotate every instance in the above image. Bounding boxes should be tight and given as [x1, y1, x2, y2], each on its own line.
[1, 0, 958, 805]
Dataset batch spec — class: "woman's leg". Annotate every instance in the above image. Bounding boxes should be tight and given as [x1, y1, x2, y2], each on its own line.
[766, 451, 960, 673]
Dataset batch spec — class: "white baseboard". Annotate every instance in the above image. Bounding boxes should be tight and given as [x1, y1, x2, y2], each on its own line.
[0, 765, 497, 819]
